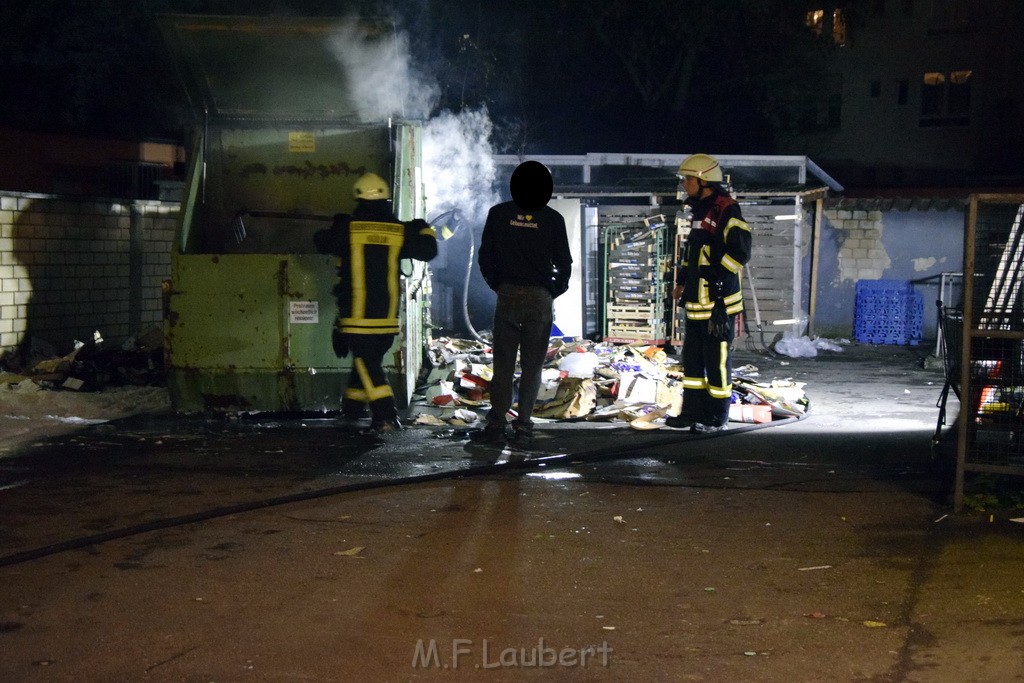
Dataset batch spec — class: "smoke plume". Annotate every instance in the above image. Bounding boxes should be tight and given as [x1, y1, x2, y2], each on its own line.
[326, 20, 439, 122]
[326, 18, 502, 335]
[422, 108, 500, 225]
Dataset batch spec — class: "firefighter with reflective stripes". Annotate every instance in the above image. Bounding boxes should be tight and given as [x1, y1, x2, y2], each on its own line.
[666, 154, 752, 433]
[315, 172, 437, 433]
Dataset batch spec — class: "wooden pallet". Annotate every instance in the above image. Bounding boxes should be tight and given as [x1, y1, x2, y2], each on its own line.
[607, 323, 666, 338]
[605, 335, 668, 344]
[607, 304, 659, 321]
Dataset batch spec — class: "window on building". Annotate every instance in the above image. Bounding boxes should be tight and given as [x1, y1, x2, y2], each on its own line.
[805, 8, 847, 45]
[921, 72, 945, 117]
[870, 80, 882, 98]
[920, 70, 972, 126]
[833, 8, 848, 46]
[805, 9, 824, 36]
[948, 70, 972, 115]
[898, 79, 909, 105]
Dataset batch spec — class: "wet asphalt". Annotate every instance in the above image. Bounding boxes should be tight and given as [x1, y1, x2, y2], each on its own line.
[0, 345, 948, 563]
[2, 345, 1023, 681]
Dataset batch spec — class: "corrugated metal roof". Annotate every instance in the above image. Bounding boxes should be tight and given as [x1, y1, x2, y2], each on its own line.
[553, 182, 830, 201]
[829, 185, 1024, 211]
[827, 196, 968, 212]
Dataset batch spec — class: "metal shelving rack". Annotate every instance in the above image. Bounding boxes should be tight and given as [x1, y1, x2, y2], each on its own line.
[601, 216, 671, 344]
[954, 194, 1024, 511]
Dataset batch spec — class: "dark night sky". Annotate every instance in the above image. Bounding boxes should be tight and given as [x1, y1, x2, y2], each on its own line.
[0, 0, 830, 156]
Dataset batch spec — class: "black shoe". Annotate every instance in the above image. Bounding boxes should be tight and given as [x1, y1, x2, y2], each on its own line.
[664, 413, 701, 429]
[470, 423, 508, 444]
[509, 427, 534, 448]
[691, 422, 728, 434]
[370, 418, 403, 434]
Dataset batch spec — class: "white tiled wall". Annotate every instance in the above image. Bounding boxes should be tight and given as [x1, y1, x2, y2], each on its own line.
[0, 192, 178, 355]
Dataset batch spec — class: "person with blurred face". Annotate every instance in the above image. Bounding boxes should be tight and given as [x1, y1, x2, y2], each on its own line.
[473, 161, 573, 447]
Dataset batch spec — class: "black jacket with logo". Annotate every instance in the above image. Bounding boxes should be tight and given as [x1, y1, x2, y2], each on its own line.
[478, 201, 573, 297]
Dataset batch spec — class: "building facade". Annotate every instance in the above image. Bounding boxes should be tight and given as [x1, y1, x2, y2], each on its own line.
[781, 1, 1024, 187]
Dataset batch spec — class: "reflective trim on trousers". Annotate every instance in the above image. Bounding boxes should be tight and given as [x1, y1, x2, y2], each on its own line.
[354, 357, 394, 401]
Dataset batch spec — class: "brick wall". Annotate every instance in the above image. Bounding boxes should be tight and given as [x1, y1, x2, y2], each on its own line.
[825, 208, 892, 282]
[814, 203, 965, 340]
[0, 192, 178, 356]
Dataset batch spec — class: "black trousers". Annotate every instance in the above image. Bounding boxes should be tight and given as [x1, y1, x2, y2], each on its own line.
[681, 315, 736, 426]
[486, 284, 553, 429]
[336, 331, 397, 423]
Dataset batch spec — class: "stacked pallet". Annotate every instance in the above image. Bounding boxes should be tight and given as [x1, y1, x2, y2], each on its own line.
[604, 224, 668, 344]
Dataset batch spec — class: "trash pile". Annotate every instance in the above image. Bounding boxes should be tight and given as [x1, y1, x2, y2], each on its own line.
[0, 326, 165, 393]
[414, 337, 809, 429]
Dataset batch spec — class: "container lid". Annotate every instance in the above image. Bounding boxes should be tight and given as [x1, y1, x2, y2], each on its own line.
[158, 14, 384, 123]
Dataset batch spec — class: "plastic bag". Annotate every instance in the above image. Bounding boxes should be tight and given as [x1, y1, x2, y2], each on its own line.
[774, 334, 818, 358]
[558, 352, 601, 378]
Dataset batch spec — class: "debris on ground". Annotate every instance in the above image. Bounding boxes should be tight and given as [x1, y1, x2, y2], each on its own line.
[413, 336, 810, 429]
[0, 327, 165, 393]
[774, 334, 849, 358]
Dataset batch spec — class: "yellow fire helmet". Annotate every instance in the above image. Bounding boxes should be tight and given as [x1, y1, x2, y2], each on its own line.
[352, 172, 391, 201]
[676, 153, 723, 183]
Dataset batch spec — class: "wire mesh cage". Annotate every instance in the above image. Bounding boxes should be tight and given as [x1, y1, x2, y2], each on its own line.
[954, 195, 1024, 510]
[933, 304, 962, 442]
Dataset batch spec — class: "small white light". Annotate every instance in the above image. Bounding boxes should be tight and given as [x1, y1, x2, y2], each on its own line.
[526, 471, 581, 481]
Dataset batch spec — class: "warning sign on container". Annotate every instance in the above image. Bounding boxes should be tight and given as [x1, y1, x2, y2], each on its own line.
[288, 131, 316, 153]
[289, 301, 319, 324]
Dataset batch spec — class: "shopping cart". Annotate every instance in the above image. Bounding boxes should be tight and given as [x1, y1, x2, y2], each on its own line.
[933, 302, 963, 444]
[934, 301, 1024, 447]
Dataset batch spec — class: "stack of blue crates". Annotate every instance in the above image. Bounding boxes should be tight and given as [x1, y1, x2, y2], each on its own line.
[854, 279, 923, 345]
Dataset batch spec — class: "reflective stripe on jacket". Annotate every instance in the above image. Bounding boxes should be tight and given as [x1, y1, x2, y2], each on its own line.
[314, 201, 437, 335]
[677, 193, 752, 321]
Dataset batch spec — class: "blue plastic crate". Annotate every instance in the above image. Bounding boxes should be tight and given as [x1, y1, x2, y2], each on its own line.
[854, 280, 924, 346]
[856, 279, 912, 295]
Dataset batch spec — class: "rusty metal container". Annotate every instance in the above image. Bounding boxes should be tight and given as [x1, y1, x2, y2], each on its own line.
[158, 15, 430, 413]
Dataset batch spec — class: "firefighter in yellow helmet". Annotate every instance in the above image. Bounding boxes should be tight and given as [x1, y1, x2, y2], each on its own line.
[315, 172, 437, 434]
[667, 154, 752, 433]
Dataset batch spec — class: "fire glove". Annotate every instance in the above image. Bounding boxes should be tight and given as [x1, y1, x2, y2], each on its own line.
[708, 297, 729, 339]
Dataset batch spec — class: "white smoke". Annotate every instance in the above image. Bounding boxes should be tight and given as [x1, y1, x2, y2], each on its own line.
[422, 108, 500, 227]
[325, 19, 499, 219]
[322, 18, 501, 334]
[422, 108, 501, 336]
[326, 20, 439, 122]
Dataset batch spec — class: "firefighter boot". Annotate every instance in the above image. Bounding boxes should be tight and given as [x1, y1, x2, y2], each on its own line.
[666, 389, 707, 429]
[367, 398, 402, 434]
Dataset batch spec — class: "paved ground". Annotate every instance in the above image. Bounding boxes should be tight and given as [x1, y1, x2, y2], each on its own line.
[1, 344, 1023, 682]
